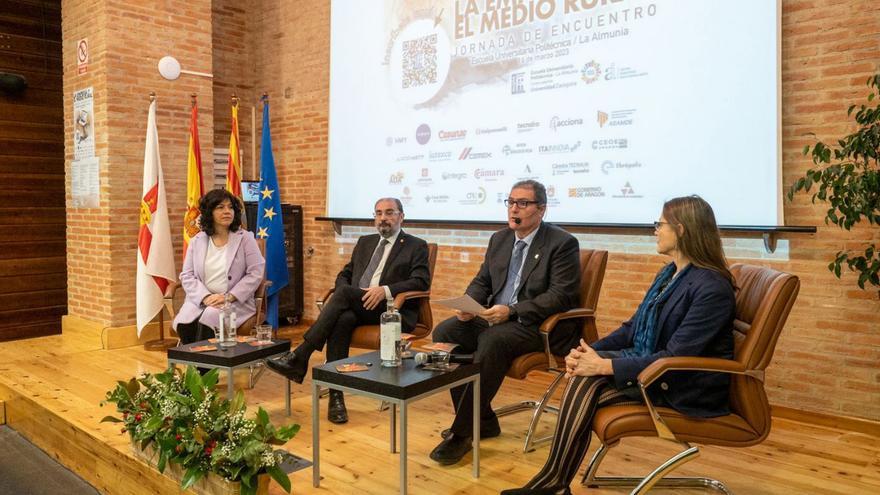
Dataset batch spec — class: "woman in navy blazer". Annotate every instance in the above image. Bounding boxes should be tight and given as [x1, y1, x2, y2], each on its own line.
[502, 195, 736, 495]
[173, 189, 265, 344]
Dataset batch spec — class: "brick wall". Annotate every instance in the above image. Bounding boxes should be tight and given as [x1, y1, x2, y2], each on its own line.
[244, 0, 880, 421]
[62, 0, 214, 327]
[212, 0, 257, 181]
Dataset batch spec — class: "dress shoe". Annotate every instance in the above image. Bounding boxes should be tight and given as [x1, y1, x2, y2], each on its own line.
[327, 390, 348, 424]
[440, 421, 500, 440]
[265, 352, 308, 383]
[499, 485, 571, 495]
[429, 433, 472, 465]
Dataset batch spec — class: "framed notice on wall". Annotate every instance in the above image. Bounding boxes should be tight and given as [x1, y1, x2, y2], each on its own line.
[73, 87, 95, 160]
[71, 157, 99, 208]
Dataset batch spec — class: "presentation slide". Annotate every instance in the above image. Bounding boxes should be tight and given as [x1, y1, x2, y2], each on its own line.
[328, 0, 780, 226]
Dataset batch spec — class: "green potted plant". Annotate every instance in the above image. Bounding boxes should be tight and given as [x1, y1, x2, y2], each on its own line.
[788, 73, 880, 293]
[101, 366, 299, 495]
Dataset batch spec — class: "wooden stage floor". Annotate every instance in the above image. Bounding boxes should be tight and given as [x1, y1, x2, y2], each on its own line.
[0, 326, 878, 494]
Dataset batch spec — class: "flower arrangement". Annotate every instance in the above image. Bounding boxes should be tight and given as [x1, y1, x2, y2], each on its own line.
[101, 366, 299, 495]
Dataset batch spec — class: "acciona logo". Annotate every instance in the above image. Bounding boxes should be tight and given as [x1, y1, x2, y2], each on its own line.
[549, 116, 584, 131]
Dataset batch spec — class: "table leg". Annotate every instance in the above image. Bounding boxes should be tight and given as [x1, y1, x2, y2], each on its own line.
[312, 382, 320, 487]
[399, 401, 407, 495]
[285, 380, 291, 416]
[390, 402, 397, 453]
[472, 376, 480, 478]
[227, 368, 234, 399]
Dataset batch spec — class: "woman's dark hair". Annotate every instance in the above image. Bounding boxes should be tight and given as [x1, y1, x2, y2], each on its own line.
[663, 195, 736, 288]
[198, 188, 242, 236]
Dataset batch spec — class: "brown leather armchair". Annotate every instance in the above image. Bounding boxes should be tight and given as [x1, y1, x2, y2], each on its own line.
[580, 263, 800, 494]
[315, 243, 438, 349]
[163, 238, 270, 339]
[496, 249, 609, 452]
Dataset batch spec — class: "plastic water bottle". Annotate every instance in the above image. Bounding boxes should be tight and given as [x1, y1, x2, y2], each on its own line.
[219, 294, 237, 348]
[380, 299, 402, 367]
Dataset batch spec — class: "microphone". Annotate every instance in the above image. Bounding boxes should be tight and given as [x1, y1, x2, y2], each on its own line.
[414, 352, 475, 365]
[513, 217, 522, 224]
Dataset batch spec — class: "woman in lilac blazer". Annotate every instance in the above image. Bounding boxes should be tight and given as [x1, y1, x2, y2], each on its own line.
[173, 189, 265, 344]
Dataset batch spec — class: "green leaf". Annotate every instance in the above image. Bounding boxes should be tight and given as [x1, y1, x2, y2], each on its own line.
[257, 407, 269, 427]
[184, 367, 205, 402]
[276, 424, 301, 441]
[157, 450, 167, 473]
[240, 481, 257, 495]
[180, 467, 204, 491]
[230, 390, 246, 415]
[124, 378, 139, 398]
[100, 415, 123, 423]
[193, 425, 207, 444]
[202, 368, 220, 389]
[267, 465, 292, 493]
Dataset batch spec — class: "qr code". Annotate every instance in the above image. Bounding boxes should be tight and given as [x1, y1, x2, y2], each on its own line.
[402, 34, 437, 89]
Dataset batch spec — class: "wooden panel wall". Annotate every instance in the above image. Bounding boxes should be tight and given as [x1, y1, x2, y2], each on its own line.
[0, 0, 66, 342]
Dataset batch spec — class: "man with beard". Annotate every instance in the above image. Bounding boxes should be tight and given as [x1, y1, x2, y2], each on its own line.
[429, 180, 581, 465]
[266, 197, 431, 423]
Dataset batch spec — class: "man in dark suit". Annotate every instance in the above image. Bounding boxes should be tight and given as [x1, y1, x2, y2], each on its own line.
[266, 197, 431, 423]
[429, 180, 582, 465]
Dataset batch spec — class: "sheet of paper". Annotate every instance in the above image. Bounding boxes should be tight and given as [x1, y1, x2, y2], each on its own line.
[422, 342, 459, 352]
[433, 295, 486, 315]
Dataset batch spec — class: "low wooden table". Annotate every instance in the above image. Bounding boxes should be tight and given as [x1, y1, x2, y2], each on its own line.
[310, 351, 480, 495]
[167, 339, 292, 415]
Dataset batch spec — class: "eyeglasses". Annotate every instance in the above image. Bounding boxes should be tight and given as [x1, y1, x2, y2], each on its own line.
[653, 221, 673, 230]
[504, 198, 540, 209]
[373, 209, 401, 218]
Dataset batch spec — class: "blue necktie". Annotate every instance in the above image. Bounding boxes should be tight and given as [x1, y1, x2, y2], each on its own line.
[499, 240, 527, 305]
[358, 239, 389, 287]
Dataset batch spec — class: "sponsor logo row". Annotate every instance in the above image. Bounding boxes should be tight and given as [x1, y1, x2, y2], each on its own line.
[388, 160, 643, 185]
[395, 181, 643, 207]
[386, 109, 635, 147]
[394, 140, 633, 164]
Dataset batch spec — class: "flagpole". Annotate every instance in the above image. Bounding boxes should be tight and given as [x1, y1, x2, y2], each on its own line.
[251, 104, 257, 180]
[143, 91, 178, 351]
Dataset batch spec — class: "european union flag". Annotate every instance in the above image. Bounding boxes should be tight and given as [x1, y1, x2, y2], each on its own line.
[256, 97, 289, 329]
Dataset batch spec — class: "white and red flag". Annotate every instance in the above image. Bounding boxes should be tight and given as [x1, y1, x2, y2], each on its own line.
[136, 98, 177, 336]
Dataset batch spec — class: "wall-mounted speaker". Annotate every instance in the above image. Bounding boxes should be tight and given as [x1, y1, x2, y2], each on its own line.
[0, 72, 28, 95]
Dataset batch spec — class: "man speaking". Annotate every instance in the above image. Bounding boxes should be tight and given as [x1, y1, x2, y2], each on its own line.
[429, 180, 581, 465]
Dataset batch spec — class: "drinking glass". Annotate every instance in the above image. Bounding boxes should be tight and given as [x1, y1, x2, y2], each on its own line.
[254, 324, 273, 345]
[430, 350, 451, 370]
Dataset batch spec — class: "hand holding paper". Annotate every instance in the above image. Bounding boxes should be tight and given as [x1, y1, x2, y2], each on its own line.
[434, 294, 486, 315]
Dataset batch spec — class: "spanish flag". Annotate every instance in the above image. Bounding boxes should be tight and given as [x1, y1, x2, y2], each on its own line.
[182, 98, 204, 261]
[225, 99, 242, 198]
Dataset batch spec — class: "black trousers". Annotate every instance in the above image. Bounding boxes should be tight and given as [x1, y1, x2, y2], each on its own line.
[432, 316, 544, 437]
[176, 319, 214, 345]
[303, 285, 384, 362]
